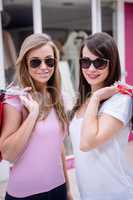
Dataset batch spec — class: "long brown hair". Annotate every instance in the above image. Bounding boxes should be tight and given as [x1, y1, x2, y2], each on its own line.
[15, 33, 68, 130]
[70, 32, 121, 120]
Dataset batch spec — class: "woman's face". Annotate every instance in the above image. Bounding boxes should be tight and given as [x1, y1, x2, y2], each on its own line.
[81, 45, 109, 90]
[26, 44, 55, 87]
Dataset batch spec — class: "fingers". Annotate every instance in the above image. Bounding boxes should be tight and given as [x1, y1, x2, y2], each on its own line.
[19, 95, 30, 106]
[27, 93, 34, 101]
[6, 86, 32, 96]
[22, 87, 32, 96]
[23, 87, 32, 92]
[20, 94, 34, 104]
[105, 86, 118, 94]
[20, 94, 39, 115]
[112, 86, 119, 93]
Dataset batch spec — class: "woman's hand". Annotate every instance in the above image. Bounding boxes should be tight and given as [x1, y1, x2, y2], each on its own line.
[20, 94, 39, 116]
[67, 191, 73, 200]
[92, 86, 118, 102]
[6, 86, 32, 96]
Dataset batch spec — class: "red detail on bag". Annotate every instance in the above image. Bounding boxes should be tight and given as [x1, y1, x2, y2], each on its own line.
[116, 84, 133, 96]
[116, 84, 133, 142]
[0, 93, 5, 161]
[0, 93, 17, 161]
[128, 132, 133, 142]
[0, 100, 4, 130]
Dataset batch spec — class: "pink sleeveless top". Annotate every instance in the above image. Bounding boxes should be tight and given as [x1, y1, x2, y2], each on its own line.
[4, 96, 66, 197]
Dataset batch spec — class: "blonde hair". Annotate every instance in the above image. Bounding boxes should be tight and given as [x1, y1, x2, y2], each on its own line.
[15, 33, 68, 130]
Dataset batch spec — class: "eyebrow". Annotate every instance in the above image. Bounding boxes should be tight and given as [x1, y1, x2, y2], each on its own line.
[82, 57, 99, 59]
[29, 55, 55, 60]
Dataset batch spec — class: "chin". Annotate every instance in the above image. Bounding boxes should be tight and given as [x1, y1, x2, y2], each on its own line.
[35, 74, 53, 83]
[86, 78, 102, 86]
[34, 77, 51, 84]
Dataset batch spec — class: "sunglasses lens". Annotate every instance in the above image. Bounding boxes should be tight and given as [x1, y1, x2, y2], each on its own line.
[30, 59, 41, 68]
[80, 58, 108, 70]
[29, 58, 56, 68]
[80, 58, 91, 69]
[45, 58, 55, 68]
[94, 58, 108, 69]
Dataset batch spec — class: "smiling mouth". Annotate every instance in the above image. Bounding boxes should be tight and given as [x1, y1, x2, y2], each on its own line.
[38, 71, 49, 74]
[87, 74, 100, 79]
[37, 72, 50, 77]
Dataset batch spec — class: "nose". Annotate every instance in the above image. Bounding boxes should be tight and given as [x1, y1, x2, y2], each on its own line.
[40, 60, 47, 69]
[88, 63, 96, 71]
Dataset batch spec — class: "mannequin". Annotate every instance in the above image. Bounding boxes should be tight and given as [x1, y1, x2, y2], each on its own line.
[63, 31, 88, 90]
[3, 31, 17, 84]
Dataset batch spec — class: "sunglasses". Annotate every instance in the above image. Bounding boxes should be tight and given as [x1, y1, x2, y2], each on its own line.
[79, 57, 109, 70]
[29, 58, 56, 68]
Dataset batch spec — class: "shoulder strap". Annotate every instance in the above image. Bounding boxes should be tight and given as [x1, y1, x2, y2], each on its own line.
[0, 92, 5, 162]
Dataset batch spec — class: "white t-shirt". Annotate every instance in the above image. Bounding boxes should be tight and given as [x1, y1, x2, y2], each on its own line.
[70, 93, 133, 200]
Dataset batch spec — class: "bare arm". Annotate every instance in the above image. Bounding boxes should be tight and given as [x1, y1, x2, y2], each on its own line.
[61, 144, 73, 200]
[1, 95, 39, 162]
[80, 86, 123, 151]
[61, 144, 70, 191]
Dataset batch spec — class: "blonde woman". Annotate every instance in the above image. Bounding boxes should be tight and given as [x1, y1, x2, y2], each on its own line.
[1, 34, 72, 200]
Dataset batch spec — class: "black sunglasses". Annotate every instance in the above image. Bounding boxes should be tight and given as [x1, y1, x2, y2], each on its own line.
[29, 58, 56, 68]
[79, 57, 109, 70]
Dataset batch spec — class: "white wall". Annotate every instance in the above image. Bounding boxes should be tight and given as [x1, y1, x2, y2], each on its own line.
[0, 161, 9, 182]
